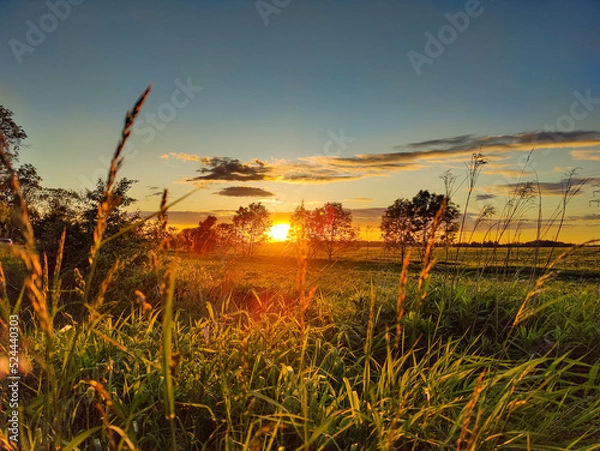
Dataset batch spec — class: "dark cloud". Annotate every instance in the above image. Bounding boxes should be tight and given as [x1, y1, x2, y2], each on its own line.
[476, 193, 497, 201]
[321, 130, 600, 167]
[214, 186, 275, 197]
[167, 130, 600, 185]
[404, 130, 600, 152]
[144, 185, 163, 197]
[193, 157, 271, 181]
[498, 177, 600, 196]
[569, 213, 600, 221]
[139, 210, 239, 227]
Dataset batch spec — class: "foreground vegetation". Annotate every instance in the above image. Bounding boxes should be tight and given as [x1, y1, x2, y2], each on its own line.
[1, 240, 600, 450]
[1, 90, 599, 450]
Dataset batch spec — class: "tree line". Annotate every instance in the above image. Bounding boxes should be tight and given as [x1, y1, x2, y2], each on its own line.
[0, 106, 167, 285]
[1, 105, 462, 267]
[177, 194, 461, 261]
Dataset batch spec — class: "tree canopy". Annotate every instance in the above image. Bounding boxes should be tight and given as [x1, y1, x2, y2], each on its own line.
[381, 190, 460, 260]
[233, 202, 271, 257]
[290, 202, 358, 261]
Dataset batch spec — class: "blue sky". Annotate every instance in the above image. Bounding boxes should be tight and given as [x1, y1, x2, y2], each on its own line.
[1, 0, 600, 241]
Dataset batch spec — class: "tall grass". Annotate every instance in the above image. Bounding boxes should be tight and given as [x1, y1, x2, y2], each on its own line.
[0, 96, 599, 450]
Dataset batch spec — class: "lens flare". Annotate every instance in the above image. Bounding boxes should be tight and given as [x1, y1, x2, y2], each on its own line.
[268, 223, 291, 242]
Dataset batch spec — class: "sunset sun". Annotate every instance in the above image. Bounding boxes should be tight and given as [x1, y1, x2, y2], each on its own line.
[269, 223, 291, 242]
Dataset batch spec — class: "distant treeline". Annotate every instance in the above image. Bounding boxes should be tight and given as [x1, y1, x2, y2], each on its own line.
[354, 240, 575, 248]
[455, 240, 575, 248]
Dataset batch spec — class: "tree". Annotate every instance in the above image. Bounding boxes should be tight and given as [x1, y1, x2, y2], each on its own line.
[233, 202, 271, 257]
[32, 188, 88, 273]
[410, 190, 459, 247]
[381, 191, 460, 261]
[307, 202, 357, 261]
[192, 216, 218, 253]
[0, 106, 27, 163]
[289, 202, 316, 258]
[381, 198, 415, 261]
[0, 106, 43, 240]
[214, 222, 236, 254]
[31, 178, 150, 274]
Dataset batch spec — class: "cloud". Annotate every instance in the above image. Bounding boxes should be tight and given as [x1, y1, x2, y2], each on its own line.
[492, 177, 600, 197]
[569, 213, 600, 222]
[214, 186, 275, 197]
[483, 168, 535, 179]
[161, 130, 600, 185]
[194, 157, 271, 181]
[476, 193, 497, 201]
[401, 130, 600, 154]
[570, 149, 600, 161]
[161, 152, 203, 162]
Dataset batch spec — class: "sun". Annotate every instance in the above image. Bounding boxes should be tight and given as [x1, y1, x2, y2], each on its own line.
[268, 223, 291, 242]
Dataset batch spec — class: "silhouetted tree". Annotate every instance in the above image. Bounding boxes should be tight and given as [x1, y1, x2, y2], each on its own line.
[381, 191, 460, 261]
[0, 106, 43, 240]
[233, 202, 271, 257]
[308, 202, 357, 261]
[381, 198, 414, 261]
[193, 215, 218, 253]
[215, 222, 235, 254]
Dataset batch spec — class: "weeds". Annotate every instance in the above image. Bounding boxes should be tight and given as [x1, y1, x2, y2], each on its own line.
[0, 96, 598, 450]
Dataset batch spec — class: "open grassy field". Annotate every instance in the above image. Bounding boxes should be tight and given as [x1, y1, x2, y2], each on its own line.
[2, 240, 600, 450]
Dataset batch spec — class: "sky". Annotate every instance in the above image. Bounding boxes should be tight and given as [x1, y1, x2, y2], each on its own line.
[1, 0, 600, 242]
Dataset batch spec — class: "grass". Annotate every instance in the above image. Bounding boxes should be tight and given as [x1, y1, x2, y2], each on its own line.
[2, 244, 599, 450]
[1, 91, 599, 450]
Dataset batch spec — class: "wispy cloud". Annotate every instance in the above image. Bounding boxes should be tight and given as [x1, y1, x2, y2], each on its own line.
[214, 186, 275, 197]
[161, 130, 600, 185]
[476, 193, 497, 201]
[161, 152, 203, 162]
[568, 213, 600, 222]
[492, 177, 600, 197]
[570, 149, 600, 161]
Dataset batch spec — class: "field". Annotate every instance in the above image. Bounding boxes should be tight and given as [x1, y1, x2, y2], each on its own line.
[2, 240, 600, 450]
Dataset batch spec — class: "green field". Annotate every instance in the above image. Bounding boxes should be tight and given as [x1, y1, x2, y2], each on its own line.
[2, 241, 600, 450]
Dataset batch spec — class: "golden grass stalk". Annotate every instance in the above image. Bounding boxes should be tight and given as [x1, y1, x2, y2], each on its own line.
[394, 249, 411, 348]
[158, 189, 169, 253]
[89, 258, 121, 321]
[456, 369, 487, 451]
[512, 238, 600, 330]
[88, 85, 152, 266]
[0, 263, 7, 307]
[417, 197, 447, 303]
[294, 203, 310, 333]
[84, 86, 151, 305]
[160, 259, 178, 448]
[0, 137, 52, 336]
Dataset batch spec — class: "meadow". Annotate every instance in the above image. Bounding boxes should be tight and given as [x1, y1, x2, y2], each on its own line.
[1, 239, 600, 450]
[1, 91, 599, 451]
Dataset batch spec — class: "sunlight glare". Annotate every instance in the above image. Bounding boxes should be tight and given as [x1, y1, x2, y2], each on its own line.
[269, 223, 291, 242]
